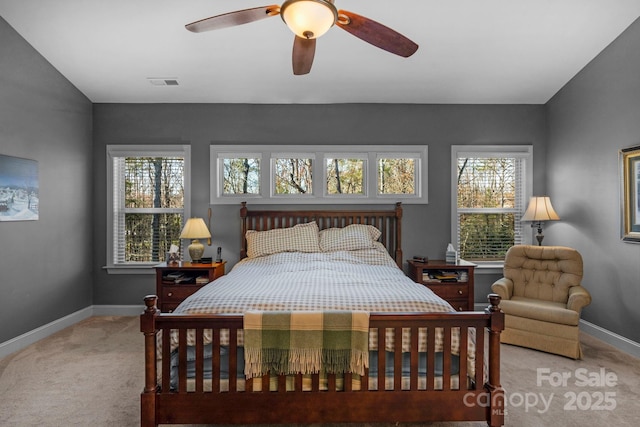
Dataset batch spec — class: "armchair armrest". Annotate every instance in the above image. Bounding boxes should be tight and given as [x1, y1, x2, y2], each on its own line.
[567, 285, 592, 314]
[491, 277, 514, 300]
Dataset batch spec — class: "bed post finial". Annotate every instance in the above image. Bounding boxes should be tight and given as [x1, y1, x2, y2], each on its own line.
[487, 293, 501, 312]
[143, 295, 157, 313]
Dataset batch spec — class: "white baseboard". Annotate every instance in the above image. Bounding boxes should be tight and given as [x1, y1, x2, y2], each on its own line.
[0, 305, 143, 359]
[579, 319, 640, 358]
[0, 306, 93, 359]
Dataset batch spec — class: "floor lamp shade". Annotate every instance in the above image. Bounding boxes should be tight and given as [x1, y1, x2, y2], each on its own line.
[179, 218, 211, 262]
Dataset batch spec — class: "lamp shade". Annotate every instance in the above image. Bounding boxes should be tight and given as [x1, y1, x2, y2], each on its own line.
[281, 0, 338, 39]
[179, 218, 211, 239]
[521, 197, 560, 222]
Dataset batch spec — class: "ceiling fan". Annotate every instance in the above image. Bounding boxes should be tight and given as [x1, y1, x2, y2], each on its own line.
[185, 0, 419, 75]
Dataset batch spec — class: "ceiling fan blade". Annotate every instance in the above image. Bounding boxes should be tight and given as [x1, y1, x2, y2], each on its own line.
[186, 5, 280, 33]
[336, 10, 418, 58]
[292, 36, 316, 75]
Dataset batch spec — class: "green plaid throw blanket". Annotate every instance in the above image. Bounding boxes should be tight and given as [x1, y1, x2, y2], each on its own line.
[243, 310, 369, 379]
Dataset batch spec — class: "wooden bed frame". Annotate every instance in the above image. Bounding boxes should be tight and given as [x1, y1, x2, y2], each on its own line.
[141, 202, 505, 426]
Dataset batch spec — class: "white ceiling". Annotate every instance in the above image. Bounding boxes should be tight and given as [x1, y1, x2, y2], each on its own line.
[1, 0, 639, 104]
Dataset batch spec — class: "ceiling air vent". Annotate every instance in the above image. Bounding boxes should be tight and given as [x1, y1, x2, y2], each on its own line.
[147, 78, 179, 86]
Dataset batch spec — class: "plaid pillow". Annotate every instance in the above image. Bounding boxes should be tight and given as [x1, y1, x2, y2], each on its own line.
[246, 221, 321, 258]
[319, 224, 382, 252]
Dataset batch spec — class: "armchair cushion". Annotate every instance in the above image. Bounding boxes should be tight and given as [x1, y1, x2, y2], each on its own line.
[499, 296, 580, 326]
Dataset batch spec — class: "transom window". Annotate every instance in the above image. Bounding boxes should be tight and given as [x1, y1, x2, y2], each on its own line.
[378, 156, 416, 195]
[222, 157, 260, 195]
[326, 157, 365, 195]
[273, 155, 313, 195]
[211, 145, 428, 204]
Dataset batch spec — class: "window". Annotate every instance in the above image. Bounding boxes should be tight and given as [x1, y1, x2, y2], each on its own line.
[451, 145, 532, 264]
[211, 145, 428, 204]
[222, 156, 260, 195]
[107, 145, 191, 272]
[326, 157, 365, 195]
[273, 155, 314, 195]
[378, 155, 417, 195]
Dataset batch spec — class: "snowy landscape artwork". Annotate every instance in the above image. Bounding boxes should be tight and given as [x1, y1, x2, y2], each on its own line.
[0, 154, 39, 221]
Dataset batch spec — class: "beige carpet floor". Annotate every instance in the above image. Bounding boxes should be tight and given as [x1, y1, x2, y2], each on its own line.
[0, 316, 639, 426]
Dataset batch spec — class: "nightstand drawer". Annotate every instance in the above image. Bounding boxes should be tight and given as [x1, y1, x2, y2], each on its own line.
[447, 299, 470, 312]
[161, 285, 202, 302]
[427, 283, 468, 300]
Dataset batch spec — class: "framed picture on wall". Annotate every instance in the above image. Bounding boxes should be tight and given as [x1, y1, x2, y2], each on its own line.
[0, 154, 39, 221]
[620, 145, 640, 243]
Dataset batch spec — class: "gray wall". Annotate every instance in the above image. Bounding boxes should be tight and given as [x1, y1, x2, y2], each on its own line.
[0, 17, 93, 343]
[547, 17, 640, 342]
[92, 104, 547, 306]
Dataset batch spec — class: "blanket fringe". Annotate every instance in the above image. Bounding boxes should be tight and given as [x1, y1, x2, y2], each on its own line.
[245, 348, 368, 378]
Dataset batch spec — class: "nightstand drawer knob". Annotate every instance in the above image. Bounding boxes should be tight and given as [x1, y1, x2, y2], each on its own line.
[458, 290, 463, 295]
[167, 292, 173, 297]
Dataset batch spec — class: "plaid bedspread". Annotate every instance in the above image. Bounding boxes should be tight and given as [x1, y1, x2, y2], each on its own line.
[173, 247, 460, 352]
[166, 247, 477, 377]
[243, 310, 369, 378]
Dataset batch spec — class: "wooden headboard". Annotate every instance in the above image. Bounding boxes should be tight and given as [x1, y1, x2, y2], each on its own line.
[240, 202, 403, 268]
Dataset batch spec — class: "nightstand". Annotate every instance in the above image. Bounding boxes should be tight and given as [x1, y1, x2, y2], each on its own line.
[154, 261, 226, 312]
[407, 259, 476, 311]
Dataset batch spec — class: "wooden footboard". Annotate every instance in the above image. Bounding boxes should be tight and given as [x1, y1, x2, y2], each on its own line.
[141, 295, 504, 427]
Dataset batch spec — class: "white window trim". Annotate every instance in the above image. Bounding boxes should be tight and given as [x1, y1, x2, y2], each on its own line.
[210, 145, 428, 204]
[450, 145, 533, 269]
[105, 144, 191, 274]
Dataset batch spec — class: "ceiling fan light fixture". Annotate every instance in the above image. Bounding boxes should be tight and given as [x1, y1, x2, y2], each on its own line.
[281, 0, 338, 39]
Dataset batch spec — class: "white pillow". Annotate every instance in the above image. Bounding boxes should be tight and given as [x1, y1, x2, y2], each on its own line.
[246, 221, 321, 258]
[319, 224, 382, 252]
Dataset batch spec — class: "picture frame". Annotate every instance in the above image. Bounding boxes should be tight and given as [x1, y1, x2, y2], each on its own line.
[0, 154, 39, 221]
[620, 145, 640, 243]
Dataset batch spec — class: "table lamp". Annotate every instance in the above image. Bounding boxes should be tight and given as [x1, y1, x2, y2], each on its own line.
[179, 217, 211, 262]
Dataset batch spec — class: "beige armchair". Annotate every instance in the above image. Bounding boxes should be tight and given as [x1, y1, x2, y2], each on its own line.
[491, 245, 591, 359]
